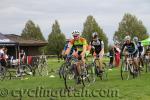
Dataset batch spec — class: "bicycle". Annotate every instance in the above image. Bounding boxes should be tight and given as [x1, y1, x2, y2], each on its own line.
[33, 55, 49, 76]
[0, 63, 11, 81]
[15, 59, 33, 77]
[59, 55, 77, 91]
[93, 54, 108, 80]
[121, 54, 140, 80]
[59, 55, 91, 91]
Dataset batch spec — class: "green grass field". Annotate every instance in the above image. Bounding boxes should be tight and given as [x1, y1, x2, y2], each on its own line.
[0, 58, 150, 100]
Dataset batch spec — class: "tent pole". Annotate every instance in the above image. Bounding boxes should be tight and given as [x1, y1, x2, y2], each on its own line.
[16, 45, 20, 59]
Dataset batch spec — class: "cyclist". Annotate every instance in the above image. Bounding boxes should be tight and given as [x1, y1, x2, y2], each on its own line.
[145, 45, 150, 62]
[122, 36, 139, 72]
[89, 32, 104, 73]
[145, 45, 150, 54]
[114, 41, 121, 67]
[62, 39, 70, 56]
[133, 37, 144, 68]
[65, 30, 87, 79]
[62, 39, 74, 59]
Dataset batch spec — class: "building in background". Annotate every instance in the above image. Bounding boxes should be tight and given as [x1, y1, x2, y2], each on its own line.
[0, 33, 47, 59]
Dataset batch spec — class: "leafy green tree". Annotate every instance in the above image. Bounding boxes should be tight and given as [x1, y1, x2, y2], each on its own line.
[47, 20, 66, 59]
[114, 13, 148, 43]
[82, 15, 108, 52]
[21, 20, 45, 41]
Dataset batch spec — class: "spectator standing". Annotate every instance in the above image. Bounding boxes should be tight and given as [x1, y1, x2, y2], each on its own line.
[109, 46, 114, 69]
[114, 42, 121, 67]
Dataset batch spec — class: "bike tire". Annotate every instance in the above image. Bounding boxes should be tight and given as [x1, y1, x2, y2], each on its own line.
[64, 64, 76, 91]
[0, 66, 11, 81]
[24, 64, 33, 76]
[81, 64, 91, 87]
[121, 61, 130, 80]
[37, 63, 49, 76]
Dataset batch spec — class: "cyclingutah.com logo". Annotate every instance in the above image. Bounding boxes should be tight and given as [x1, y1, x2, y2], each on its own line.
[0, 87, 119, 98]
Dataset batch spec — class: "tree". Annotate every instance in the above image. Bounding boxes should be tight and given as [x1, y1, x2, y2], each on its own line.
[21, 20, 45, 41]
[114, 13, 148, 43]
[82, 15, 108, 52]
[47, 20, 66, 59]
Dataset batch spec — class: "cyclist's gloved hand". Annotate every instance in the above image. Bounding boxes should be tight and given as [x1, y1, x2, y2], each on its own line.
[91, 46, 95, 50]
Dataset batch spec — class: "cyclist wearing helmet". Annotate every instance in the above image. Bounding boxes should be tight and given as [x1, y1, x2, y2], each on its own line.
[122, 36, 139, 68]
[121, 35, 132, 58]
[65, 30, 87, 76]
[133, 36, 144, 67]
[146, 45, 150, 53]
[89, 32, 104, 72]
[62, 39, 74, 58]
[133, 37, 144, 56]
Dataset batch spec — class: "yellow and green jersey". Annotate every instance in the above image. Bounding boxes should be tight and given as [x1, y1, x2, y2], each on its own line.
[70, 37, 87, 52]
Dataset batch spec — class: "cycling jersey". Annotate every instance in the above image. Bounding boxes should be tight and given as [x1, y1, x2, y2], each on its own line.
[136, 41, 144, 53]
[69, 37, 87, 52]
[90, 39, 104, 54]
[123, 42, 138, 55]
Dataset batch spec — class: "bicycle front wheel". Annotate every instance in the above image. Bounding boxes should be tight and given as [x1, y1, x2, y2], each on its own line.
[64, 64, 76, 91]
[0, 66, 11, 81]
[121, 62, 130, 80]
[86, 63, 96, 83]
[101, 62, 108, 80]
[24, 64, 33, 76]
[38, 63, 49, 76]
[81, 64, 91, 87]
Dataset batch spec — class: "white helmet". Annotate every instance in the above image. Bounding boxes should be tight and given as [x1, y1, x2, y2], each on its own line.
[92, 32, 98, 38]
[124, 35, 131, 41]
[133, 36, 138, 42]
[72, 30, 80, 36]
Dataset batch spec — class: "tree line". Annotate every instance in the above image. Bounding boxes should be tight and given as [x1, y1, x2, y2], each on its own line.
[21, 13, 149, 57]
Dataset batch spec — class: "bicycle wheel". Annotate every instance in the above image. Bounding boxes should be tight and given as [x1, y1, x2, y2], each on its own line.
[32, 64, 38, 76]
[63, 64, 76, 91]
[59, 62, 70, 78]
[86, 63, 96, 83]
[101, 62, 108, 80]
[133, 66, 141, 78]
[94, 59, 108, 80]
[59, 63, 65, 78]
[37, 63, 49, 76]
[94, 59, 101, 77]
[23, 64, 33, 76]
[0, 66, 11, 81]
[121, 61, 130, 80]
[81, 66, 91, 87]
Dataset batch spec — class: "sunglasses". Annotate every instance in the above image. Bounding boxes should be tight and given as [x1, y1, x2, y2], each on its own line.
[73, 35, 79, 37]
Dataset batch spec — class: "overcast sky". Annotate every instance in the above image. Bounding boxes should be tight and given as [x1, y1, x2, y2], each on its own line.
[0, 0, 150, 43]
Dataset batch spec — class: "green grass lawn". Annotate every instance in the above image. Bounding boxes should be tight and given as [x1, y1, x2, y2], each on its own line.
[0, 57, 150, 100]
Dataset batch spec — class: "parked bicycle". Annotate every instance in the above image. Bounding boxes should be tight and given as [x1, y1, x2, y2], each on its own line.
[0, 63, 11, 81]
[32, 55, 49, 76]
